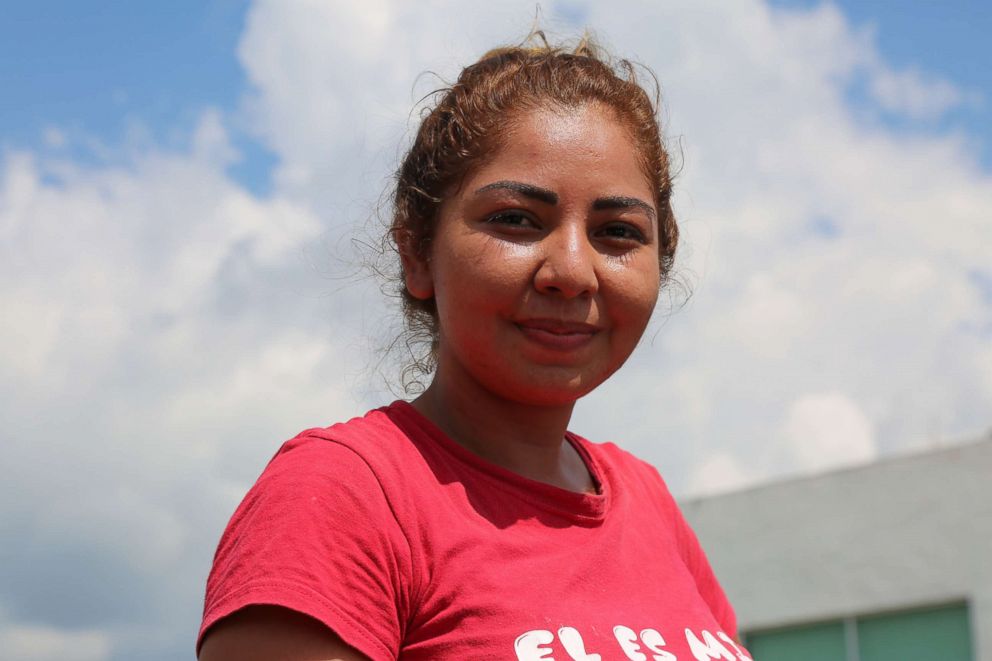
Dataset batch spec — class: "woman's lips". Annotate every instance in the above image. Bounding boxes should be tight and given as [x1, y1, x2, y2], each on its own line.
[515, 319, 600, 351]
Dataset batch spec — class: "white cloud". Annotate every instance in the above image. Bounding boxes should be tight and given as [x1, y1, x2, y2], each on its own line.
[235, 0, 561, 207]
[687, 451, 753, 496]
[0, 110, 365, 658]
[0, 623, 110, 661]
[868, 63, 979, 121]
[42, 127, 66, 149]
[782, 392, 877, 472]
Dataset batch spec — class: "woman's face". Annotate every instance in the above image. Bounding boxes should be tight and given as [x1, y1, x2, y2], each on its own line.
[405, 102, 661, 406]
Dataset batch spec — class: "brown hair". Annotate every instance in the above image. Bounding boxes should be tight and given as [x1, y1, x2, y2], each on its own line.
[389, 34, 679, 387]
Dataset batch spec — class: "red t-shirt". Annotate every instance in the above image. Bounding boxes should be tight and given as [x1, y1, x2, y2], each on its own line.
[199, 402, 750, 661]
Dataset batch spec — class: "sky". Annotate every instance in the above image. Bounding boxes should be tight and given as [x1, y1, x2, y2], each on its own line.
[1, 1, 990, 659]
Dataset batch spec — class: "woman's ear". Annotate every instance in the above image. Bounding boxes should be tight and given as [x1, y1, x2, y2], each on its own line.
[400, 243, 434, 301]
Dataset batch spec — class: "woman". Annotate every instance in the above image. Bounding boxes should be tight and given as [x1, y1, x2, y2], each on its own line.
[198, 37, 750, 661]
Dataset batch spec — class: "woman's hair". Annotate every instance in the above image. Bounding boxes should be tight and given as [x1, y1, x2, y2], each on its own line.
[389, 33, 679, 388]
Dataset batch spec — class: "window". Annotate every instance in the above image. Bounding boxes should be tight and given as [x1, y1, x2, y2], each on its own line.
[744, 602, 972, 661]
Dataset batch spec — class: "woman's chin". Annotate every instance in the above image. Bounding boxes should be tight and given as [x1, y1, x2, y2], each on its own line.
[489, 369, 610, 408]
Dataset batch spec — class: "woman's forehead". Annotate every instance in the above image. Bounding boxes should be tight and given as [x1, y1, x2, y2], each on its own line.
[464, 104, 653, 196]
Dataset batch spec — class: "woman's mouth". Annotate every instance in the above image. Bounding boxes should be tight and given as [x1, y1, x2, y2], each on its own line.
[515, 319, 600, 351]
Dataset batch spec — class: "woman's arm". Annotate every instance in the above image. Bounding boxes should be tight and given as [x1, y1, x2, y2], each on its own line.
[199, 605, 372, 661]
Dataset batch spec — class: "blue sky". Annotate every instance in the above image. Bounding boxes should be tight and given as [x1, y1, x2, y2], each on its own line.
[0, 0, 275, 191]
[775, 0, 992, 163]
[1, 2, 989, 660]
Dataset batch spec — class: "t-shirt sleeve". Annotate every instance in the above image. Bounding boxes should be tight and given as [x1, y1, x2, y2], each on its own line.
[198, 434, 414, 660]
[671, 503, 738, 638]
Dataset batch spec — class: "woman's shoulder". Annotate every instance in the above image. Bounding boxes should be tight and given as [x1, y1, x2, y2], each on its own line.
[268, 401, 421, 475]
[571, 431, 672, 490]
[252, 401, 446, 529]
[568, 431, 686, 526]
[201, 403, 420, 660]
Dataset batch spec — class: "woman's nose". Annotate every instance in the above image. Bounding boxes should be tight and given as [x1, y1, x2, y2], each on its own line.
[533, 225, 599, 298]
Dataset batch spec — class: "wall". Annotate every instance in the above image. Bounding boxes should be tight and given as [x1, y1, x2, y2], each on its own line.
[681, 436, 992, 660]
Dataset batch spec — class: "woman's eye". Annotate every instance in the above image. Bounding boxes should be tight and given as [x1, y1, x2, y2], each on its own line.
[485, 211, 536, 228]
[598, 223, 647, 243]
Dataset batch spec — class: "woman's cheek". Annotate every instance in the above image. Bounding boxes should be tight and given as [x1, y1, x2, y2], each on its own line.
[608, 264, 660, 320]
[472, 243, 537, 291]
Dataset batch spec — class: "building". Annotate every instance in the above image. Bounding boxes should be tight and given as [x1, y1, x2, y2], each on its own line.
[682, 435, 992, 661]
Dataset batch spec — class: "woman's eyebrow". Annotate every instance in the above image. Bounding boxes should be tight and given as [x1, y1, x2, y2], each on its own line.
[474, 183, 654, 221]
[593, 195, 657, 220]
[475, 180, 558, 205]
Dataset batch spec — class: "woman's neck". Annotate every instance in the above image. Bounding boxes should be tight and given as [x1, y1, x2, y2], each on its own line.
[411, 366, 595, 494]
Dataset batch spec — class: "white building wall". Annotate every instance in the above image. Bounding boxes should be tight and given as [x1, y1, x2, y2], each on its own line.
[681, 435, 992, 660]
